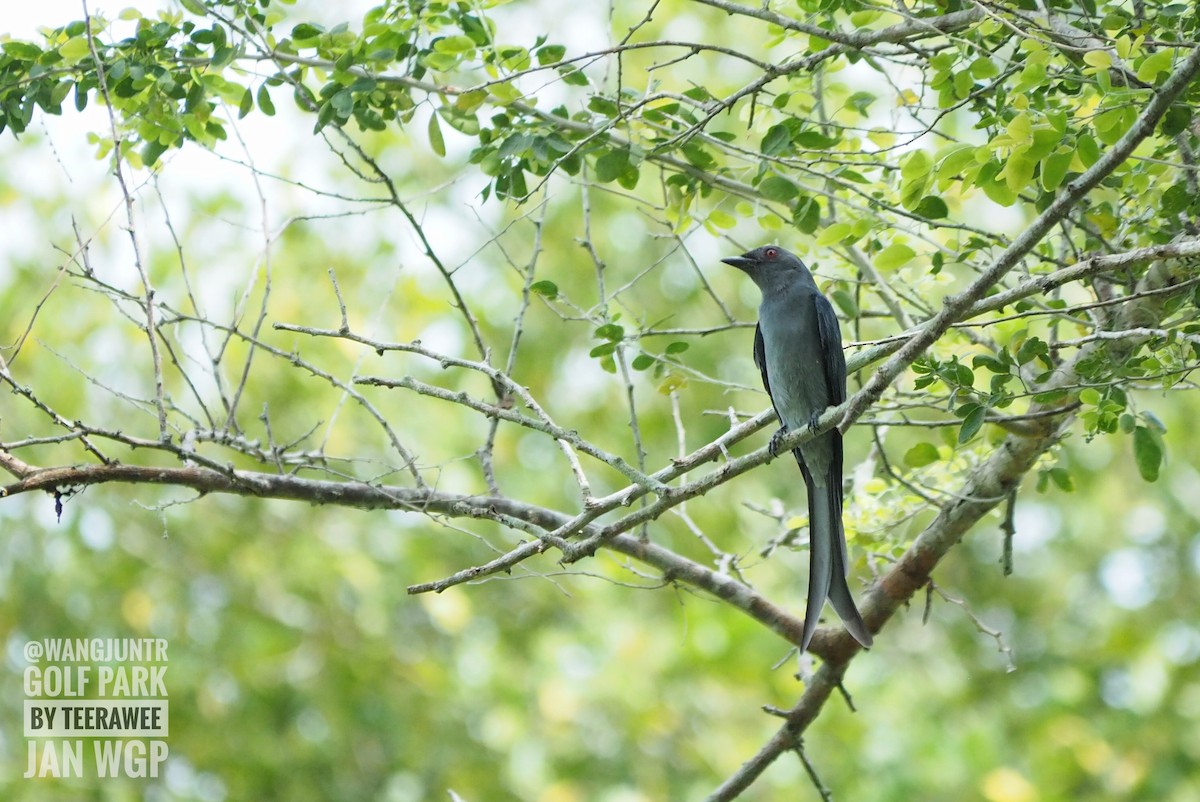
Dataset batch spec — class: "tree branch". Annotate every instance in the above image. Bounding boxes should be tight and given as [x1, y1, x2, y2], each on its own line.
[706, 235, 1200, 797]
[839, 44, 1200, 430]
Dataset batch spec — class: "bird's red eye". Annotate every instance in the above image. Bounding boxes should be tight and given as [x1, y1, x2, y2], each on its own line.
[765, 247, 778, 259]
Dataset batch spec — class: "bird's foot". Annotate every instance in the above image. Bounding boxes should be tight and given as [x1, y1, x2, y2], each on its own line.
[807, 411, 822, 432]
[768, 426, 789, 458]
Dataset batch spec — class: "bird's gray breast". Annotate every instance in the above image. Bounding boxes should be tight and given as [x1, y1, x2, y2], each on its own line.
[759, 289, 835, 476]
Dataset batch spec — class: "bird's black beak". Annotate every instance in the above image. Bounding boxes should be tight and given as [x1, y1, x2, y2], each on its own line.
[721, 255, 754, 271]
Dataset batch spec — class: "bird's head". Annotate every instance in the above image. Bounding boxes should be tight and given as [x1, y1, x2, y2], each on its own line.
[721, 245, 811, 287]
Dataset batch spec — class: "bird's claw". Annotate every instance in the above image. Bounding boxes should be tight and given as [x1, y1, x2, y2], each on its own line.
[807, 412, 822, 432]
[768, 427, 788, 458]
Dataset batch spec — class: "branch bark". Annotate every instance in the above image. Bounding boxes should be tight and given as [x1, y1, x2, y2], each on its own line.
[705, 244, 1200, 800]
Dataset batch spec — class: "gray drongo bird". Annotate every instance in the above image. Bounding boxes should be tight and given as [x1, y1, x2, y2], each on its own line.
[722, 245, 873, 650]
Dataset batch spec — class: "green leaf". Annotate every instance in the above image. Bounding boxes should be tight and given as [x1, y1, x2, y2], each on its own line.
[530, 280, 558, 299]
[899, 150, 933, 208]
[594, 323, 625, 342]
[314, 101, 337, 133]
[1028, 128, 1061, 162]
[913, 196, 949, 220]
[256, 85, 275, 116]
[559, 65, 589, 86]
[793, 130, 840, 149]
[759, 176, 798, 202]
[846, 91, 875, 116]
[347, 73, 378, 93]
[1001, 155, 1035, 193]
[1162, 183, 1192, 215]
[435, 35, 476, 54]
[441, 107, 479, 136]
[953, 70, 974, 99]
[980, 163, 1019, 206]
[58, 36, 91, 63]
[1082, 50, 1112, 69]
[536, 44, 566, 65]
[291, 23, 325, 41]
[958, 405, 986, 444]
[793, 196, 820, 234]
[330, 89, 354, 117]
[1094, 106, 1133, 145]
[1017, 337, 1047, 366]
[665, 341, 689, 355]
[969, 56, 999, 79]
[900, 149, 933, 180]
[1161, 106, 1192, 137]
[238, 87, 254, 119]
[142, 139, 169, 167]
[1077, 133, 1101, 167]
[658, 372, 687, 395]
[1040, 151, 1073, 191]
[708, 210, 736, 229]
[951, 362, 975, 388]
[875, 243, 916, 271]
[212, 45, 235, 69]
[1015, 59, 1047, 95]
[589, 342, 616, 358]
[456, 90, 488, 112]
[904, 442, 940, 468]
[1033, 389, 1068, 404]
[935, 144, 976, 183]
[972, 354, 1009, 374]
[427, 113, 445, 157]
[1133, 426, 1162, 482]
[1136, 49, 1173, 83]
[504, 167, 528, 199]
[421, 51, 461, 72]
[496, 45, 530, 72]
[616, 167, 640, 191]
[3, 41, 42, 60]
[761, 123, 791, 156]
[816, 222, 851, 246]
[1048, 467, 1075, 492]
[588, 96, 618, 117]
[681, 143, 715, 170]
[831, 289, 858, 319]
[489, 81, 523, 106]
[594, 148, 629, 183]
[631, 354, 655, 371]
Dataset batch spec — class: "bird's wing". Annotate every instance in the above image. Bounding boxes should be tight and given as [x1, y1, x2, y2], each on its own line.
[753, 322, 775, 407]
[813, 294, 847, 511]
[814, 294, 847, 406]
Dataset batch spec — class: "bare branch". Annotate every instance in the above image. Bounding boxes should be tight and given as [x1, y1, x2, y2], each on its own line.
[82, 0, 168, 440]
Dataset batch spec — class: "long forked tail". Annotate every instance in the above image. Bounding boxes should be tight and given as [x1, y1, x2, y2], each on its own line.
[800, 477, 873, 651]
